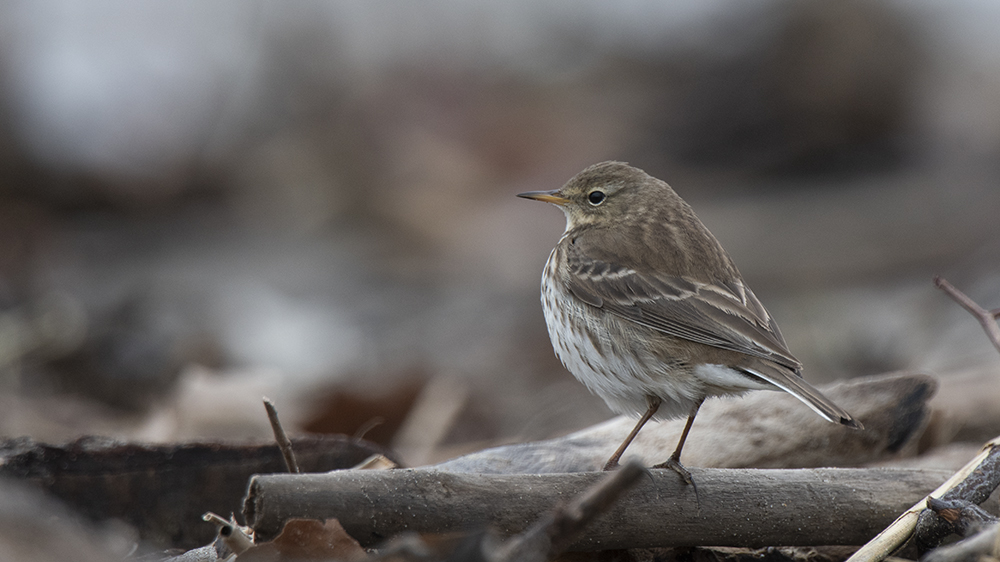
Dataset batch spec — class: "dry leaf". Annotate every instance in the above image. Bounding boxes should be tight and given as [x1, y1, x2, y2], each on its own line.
[239, 519, 365, 562]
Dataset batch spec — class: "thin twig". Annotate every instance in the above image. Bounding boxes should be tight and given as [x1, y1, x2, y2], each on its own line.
[264, 397, 300, 474]
[934, 276, 1000, 356]
[353, 417, 384, 441]
[203, 511, 254, 555]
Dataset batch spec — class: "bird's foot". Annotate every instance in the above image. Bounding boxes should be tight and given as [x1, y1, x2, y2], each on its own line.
[653, 456, 700, 506]
[652, 456, 694, 486]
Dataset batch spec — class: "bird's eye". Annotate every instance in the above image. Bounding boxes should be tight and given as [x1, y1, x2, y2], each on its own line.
[587, 190, 606, 206]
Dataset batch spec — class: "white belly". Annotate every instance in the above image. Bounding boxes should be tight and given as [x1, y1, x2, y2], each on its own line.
[539, 249, 769, 420]
[540, 251, 691, 419]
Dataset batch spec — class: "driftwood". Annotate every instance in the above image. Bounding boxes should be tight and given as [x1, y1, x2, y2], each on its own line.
[436, 372, 935, 474]
[928, 367, 1000, 445]
[243, 466, 950, 550]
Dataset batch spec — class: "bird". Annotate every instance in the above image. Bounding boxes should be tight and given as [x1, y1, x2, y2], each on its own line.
[518, 161, 862, 483]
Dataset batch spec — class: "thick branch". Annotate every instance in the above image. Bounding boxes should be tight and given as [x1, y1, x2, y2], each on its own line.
[935, 276, 1000, 356]
[243, 467, 949, 550]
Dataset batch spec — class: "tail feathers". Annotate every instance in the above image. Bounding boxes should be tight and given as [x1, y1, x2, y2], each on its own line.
[744, 362, 864, 430]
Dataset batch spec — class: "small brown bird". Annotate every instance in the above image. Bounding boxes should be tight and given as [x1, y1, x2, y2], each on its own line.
[519, 161, 862, 482]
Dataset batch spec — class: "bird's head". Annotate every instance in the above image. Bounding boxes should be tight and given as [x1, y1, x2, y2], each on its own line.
[517, 161, 671, 232]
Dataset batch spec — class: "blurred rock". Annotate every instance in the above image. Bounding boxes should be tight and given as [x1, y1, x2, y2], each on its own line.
[300, 371, 427, 448]
[44, 293, 203, 410]
[639, 0, 924, 177]
[0, 477, 132, 562]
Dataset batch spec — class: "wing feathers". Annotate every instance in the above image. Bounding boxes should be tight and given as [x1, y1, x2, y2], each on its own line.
[564, 242, 801, 371]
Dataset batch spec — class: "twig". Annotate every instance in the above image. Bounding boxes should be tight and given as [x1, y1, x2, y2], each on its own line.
[264, 397, 300, 474]
[493, 460, 646, 561]
[934, 276, 1000, 356]
[203, 511, 254, 555]
[845, 435, 1000, 562]
[924, 497, 997, 538]
[353, 417, 384, 441]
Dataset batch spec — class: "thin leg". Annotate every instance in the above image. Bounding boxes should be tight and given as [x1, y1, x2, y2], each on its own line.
[603, 396, 661, 471]
[652, 398, 704, 485]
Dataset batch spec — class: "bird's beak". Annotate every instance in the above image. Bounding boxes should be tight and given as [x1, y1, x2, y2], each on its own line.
[517, 189, 569, 206]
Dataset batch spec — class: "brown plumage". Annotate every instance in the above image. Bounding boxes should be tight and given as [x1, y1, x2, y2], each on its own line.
[519, 161, 861, 481]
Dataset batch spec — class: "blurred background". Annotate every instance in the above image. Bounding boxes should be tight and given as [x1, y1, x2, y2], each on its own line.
[0, 0, 998, 466]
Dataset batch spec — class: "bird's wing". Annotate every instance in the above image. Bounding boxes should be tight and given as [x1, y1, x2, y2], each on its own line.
[563, 242, 802, 371]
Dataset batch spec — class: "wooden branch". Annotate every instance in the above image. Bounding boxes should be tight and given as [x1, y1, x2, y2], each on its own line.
[935, 276, 1000, 356]
[845, 436, 1000, 562]
[243, 467, 949, 550]
[926, 367, 1000, 445]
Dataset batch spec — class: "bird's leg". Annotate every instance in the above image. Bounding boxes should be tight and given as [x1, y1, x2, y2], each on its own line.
[603, 396, 661, 471]
[652, 398, 704, 486]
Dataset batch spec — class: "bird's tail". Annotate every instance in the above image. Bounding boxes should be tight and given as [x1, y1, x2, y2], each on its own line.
[744, 362, 864, 430]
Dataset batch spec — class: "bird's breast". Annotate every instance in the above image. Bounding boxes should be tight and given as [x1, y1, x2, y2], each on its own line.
[539, 248, 707, 419]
